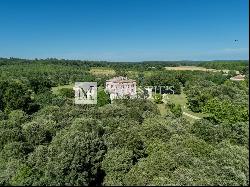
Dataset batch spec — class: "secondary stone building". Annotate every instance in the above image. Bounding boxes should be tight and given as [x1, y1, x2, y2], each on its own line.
[230, 74, 245, 81]
[105, 76, 137, 101]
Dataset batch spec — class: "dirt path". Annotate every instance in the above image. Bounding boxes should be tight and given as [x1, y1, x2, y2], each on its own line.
[183, 112, 201, 120]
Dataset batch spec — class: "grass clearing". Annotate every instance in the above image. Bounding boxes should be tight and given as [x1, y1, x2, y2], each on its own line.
[127, 70, 139, 77]
[157, 103, 166, 115]
[165, 66, 216, 71]
[167, 93, 187, 107]
[164, 90, 207, 120]
[89, 67, 116, 76]
[89, 68, 156, 78]
[52, 84, 74, 94]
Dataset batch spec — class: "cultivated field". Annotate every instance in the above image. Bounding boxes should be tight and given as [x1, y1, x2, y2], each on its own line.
[165, 66, 239, 74]
[89, 67, 116, 75]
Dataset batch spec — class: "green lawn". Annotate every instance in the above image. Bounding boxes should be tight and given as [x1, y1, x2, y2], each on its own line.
[163, 89, 207, 121]
[166, 93, 207, 117]
[156, 101, 202, 123]
[167, 93, 187, 107]
[52, 84, 74, 94]
[127, 70, 154, 78]
[89, 67, 116, 76]
[52, 84, 105, 94]
[156, 103, 167, 115]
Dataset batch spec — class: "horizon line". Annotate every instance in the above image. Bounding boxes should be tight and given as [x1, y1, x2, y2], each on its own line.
[0, 56, 249, 63]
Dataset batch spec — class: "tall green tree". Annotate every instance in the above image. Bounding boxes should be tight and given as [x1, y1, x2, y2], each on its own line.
[97, 90, 111, 107]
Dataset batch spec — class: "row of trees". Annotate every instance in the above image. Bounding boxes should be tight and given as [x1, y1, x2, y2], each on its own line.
[1, 57, 248, 72]
[198, 60, 248, 72]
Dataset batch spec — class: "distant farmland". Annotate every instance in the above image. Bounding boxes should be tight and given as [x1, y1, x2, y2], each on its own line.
[89, 67, 116, 75]
[165, 66, 240, 74]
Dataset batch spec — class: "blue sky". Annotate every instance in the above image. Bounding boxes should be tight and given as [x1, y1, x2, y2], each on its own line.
[0, 0, 248, 61]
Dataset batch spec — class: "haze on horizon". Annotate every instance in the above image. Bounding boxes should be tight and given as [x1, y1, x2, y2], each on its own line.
[0, 0, 249, 61]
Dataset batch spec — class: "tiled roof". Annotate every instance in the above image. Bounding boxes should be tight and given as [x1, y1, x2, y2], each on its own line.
[106, 76, 136, 83]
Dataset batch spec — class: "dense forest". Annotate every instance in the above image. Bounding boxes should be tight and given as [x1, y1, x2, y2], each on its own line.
[0, 57, 249, 186]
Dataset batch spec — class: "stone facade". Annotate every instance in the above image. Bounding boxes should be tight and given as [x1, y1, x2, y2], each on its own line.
[230, 74, 245, 81]
[105, 76, 137, 100]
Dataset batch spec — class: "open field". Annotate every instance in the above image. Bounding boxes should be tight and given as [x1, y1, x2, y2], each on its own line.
[165, 66, 216, 71]
[152, 89, 207, 122]
[89, 67, 116, 75]
[52, 84, 74, 94]
[165, 66, 240, 74]
[90, 66, 240, 78]
[89, 68, 155, 78]
[166, 92, 207, 118]
[163, 89, 208, 122]
[156, 103, 167, 115]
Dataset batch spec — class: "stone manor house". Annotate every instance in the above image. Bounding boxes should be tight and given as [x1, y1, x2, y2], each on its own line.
[105, 76, 137, 100]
